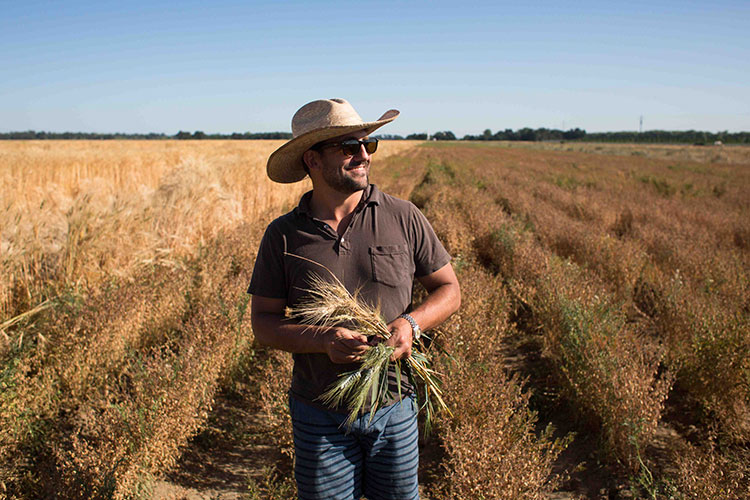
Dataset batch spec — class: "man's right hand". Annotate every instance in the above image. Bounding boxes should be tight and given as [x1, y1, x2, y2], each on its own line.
[322, 327, 370, 364]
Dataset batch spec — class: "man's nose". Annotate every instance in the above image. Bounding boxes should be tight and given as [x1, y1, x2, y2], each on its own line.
[353, 143, 370, 161]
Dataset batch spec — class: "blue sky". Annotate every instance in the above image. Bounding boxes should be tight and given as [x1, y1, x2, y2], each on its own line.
[1, 0, 748, 135]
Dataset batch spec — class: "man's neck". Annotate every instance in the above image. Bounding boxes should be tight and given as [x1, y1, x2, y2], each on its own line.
[309, 185, 366, 232]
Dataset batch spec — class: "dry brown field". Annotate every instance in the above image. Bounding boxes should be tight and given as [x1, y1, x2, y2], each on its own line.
[490, 140, 750, 166]
[0, 140, 748, 499]
[414, 141, 749, 499]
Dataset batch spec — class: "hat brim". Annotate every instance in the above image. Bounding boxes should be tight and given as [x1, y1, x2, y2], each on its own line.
[266, 109, 399, 183]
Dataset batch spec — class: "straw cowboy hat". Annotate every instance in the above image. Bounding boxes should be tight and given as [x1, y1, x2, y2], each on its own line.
[267, 98, 399, 183]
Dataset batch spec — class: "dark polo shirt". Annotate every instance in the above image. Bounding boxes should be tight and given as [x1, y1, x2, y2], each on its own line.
[248, 184, 451, 412]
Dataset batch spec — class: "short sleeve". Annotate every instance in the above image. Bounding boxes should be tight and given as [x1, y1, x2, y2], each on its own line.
[409, 203, 451, 277]
[247, 222, 287, 299]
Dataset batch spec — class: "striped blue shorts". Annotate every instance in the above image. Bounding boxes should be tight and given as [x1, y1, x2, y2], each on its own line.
[289, 394, 420, 500]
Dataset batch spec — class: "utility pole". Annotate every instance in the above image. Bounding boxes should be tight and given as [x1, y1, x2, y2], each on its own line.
[639, 115, 643, 134]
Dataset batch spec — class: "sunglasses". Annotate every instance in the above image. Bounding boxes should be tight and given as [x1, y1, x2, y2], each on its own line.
[315, 138, 378, 157]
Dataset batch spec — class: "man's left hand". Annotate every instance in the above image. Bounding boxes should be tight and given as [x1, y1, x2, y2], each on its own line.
[382, 317, 413, 361]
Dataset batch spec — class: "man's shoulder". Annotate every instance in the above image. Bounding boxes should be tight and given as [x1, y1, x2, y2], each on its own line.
[263, 189, 311, 233]
[256, 210, 301, 250]
[264, 207, 301, 232]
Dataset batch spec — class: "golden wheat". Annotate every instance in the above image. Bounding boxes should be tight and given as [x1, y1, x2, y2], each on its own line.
[0, 140, 418, 321]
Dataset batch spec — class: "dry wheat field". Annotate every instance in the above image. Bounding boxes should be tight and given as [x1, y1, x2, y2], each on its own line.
[0, 139, 748, 499]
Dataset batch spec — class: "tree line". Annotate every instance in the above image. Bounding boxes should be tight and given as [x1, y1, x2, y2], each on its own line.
[421, 128, 748, 144]
[2, 129, 749, 144]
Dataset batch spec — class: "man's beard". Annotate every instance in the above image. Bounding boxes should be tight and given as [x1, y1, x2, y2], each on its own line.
[322, 161, 369, 194]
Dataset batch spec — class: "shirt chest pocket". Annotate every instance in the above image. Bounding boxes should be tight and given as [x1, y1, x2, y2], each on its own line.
[369, 245, 411, 287]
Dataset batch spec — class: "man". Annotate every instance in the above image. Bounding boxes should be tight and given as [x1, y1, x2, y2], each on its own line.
[248, 98, 460, 500]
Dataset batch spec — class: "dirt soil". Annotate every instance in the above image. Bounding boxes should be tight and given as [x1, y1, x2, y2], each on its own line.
[152, 382, 292, 500]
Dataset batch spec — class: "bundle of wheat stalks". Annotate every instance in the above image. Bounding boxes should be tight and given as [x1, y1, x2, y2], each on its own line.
[285, 267, 449, 429]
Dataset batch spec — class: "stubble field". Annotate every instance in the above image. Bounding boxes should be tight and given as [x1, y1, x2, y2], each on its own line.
[0, 140, 748, 499]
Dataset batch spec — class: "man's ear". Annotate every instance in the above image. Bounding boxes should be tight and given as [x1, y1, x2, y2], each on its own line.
[302, 149, 320, 172]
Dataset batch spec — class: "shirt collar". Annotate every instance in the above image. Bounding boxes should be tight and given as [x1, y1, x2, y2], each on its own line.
[295, 184, 381, 217]
[363, 184, 382, 206]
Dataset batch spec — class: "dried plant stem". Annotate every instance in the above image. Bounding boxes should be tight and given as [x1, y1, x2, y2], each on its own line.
[0, 298, 54, 339]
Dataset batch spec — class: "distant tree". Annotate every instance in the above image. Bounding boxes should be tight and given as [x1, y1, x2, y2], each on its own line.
[563, 128, 586, 140]
[374, 134, 405, 140]
[498, 128, 516, 140]
[246, 132, 293, 139]
[7, 130, 36, 139]
[176, 131, 192, 140]
[517, 128, 536, 141]
[406, 133, 427, 140]
[192, 131, 206, 139]
[482, 129, 493, 140]
[532, 128, 558, 141]
[432, 131, 456, 141]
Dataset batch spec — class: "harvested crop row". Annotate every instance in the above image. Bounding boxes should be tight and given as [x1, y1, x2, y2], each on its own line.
[410, 143, 748, 497]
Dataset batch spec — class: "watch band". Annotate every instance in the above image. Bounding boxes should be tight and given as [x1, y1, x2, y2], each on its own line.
[398, 313, 421, 340]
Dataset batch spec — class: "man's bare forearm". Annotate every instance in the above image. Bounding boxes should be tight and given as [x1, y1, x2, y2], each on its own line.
[407, 281, 461, 332]
[385, 279, 461, 360]
[251, 310, 329, 353]
[406, 263, 462, 333]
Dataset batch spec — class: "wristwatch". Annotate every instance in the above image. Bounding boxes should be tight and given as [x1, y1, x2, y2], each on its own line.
[398, 313, 421, 341]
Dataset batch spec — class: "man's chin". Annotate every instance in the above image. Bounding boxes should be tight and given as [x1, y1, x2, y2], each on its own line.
[335, 176, 369, 195]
